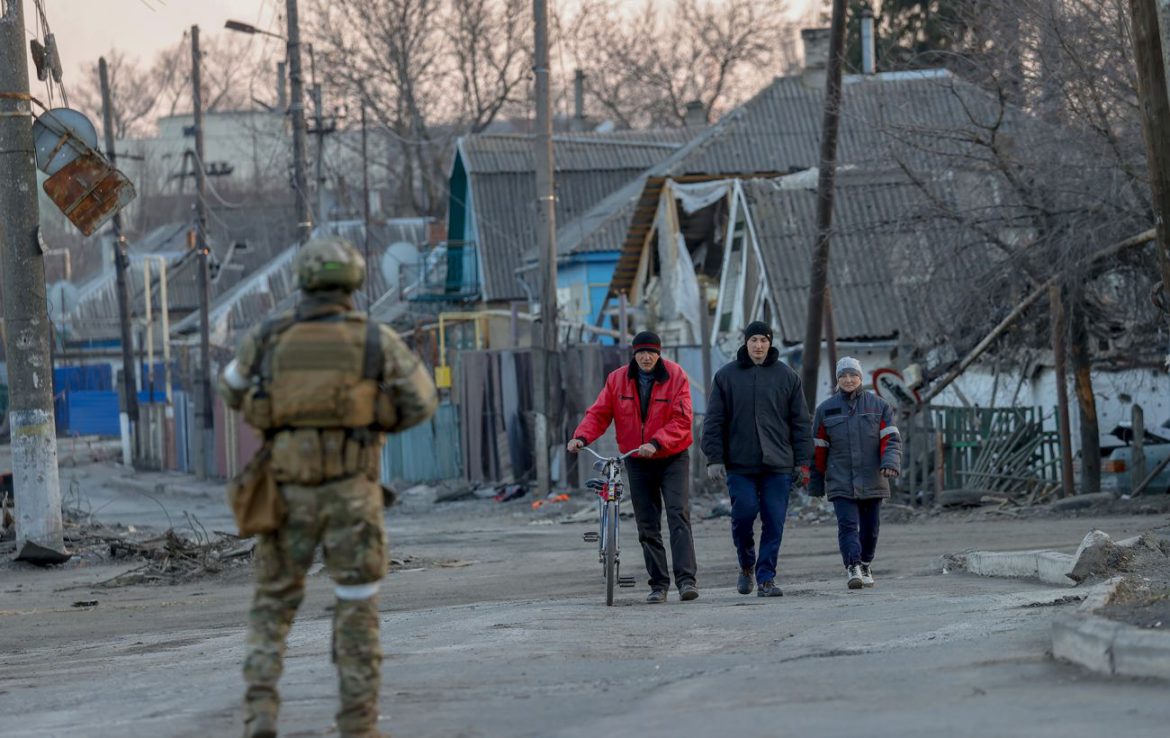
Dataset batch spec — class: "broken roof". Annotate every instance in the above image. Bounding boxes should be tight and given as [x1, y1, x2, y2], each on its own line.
[558, 69, 1042, 292]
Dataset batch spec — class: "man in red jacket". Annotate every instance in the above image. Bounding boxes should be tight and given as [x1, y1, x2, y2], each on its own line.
[567, 331, 699, 603]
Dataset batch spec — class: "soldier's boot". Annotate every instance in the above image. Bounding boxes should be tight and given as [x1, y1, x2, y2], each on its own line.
[242, 585, 300, 738]
[333, 594, 384, 738]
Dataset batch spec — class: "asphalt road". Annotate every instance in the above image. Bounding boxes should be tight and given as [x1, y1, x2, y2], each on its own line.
[2, 463, 1168, 738]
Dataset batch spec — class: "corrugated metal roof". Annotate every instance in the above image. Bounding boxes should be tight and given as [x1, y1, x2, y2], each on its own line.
[460, 130, 694, 174]
[581, 70, 1050, 298]
[459, 129, 696, 301]
[745, 172, 988, 344]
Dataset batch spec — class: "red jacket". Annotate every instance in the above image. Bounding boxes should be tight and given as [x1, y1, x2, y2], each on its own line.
[572, 357, 693, 458]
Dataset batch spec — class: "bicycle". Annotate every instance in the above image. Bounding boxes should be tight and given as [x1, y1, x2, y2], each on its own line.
[580, 446, 639, 605]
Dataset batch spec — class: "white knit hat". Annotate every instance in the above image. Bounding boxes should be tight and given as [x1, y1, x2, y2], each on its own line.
[836, 356, 863, 378]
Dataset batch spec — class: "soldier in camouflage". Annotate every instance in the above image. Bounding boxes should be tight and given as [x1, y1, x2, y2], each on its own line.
[218, 236, 438, 738]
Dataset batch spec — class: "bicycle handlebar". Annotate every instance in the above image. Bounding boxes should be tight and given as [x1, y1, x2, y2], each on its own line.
[581, 446, 639, 462]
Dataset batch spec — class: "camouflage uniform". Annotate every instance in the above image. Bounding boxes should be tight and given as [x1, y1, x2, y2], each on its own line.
[218, 237, 438, 738]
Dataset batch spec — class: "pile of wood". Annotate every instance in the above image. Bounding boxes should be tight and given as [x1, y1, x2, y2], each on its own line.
[83, 518, 254, 587]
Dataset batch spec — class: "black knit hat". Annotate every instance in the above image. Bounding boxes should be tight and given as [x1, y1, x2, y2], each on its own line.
[745, 321, 773, 343]
[631, 331, 662, 355]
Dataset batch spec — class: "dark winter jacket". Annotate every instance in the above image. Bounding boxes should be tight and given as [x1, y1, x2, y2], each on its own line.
[810, 389, 902, 500]
[701, 347, 812, 474]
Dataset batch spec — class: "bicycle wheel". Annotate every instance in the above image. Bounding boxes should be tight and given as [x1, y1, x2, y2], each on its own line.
[604, 499, 618, 606]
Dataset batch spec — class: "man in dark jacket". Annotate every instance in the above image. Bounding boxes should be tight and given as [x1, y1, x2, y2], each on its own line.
[702, 321, 811, 597]
[568, 331, 699, 604]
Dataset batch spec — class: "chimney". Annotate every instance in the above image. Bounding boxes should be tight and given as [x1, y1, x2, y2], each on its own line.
[684, 100, 706, 129]
[801, 27, 831, 88]
[860, 6, 876, 75]
[571, 69, 588, 132]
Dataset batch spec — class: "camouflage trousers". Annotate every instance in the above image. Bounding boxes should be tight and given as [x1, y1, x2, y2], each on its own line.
[243, 475, 387, 737]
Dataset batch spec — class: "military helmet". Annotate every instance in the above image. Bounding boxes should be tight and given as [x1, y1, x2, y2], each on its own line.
[294, 236, 366, 293]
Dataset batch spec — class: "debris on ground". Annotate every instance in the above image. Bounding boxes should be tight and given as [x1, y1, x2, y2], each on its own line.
[94, 525, 253, 587]
[433, 480, 476, 503]
[15, 540, 71, 566]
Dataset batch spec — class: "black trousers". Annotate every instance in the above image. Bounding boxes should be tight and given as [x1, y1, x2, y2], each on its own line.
[624, 451, 698, 590]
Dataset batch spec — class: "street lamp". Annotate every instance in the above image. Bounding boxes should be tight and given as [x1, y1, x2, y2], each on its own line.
[224, 12, 313, 241]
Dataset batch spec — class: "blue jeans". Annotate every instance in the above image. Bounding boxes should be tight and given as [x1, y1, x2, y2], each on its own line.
[832, 497, 882, 568]
[726, 472, 791, 584]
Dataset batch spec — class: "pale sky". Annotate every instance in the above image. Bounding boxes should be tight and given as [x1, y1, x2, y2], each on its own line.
[25, 0, 280, 79]
[23, 0, 820, 97]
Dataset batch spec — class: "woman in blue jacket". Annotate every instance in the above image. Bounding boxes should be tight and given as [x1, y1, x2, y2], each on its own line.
[809, 357, 902, 589]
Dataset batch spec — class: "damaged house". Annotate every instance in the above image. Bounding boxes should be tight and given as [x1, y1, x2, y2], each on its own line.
[555, 29, 1168, 481]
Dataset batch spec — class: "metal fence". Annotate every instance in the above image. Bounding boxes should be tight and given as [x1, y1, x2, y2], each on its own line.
[381, 402, 462, 484]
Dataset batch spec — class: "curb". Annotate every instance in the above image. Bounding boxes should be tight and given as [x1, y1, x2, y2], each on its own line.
[1052, 613, 1170, 680]
[964, 549, 1076, 587]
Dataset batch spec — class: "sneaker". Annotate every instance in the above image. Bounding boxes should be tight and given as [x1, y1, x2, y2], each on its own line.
[757, 580, 783, 597]
[679, 583, 699, 601]
[737, 567, 755, 595]
[846, 564, 864, 590]
[646, 588, 667, 604]
[243, 713, 277, 738]
[860, 562, 875, 588]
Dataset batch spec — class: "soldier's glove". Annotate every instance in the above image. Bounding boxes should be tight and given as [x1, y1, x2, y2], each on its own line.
[707, 463, 727, 481]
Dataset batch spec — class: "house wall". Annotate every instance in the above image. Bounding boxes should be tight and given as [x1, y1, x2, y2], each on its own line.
[785, 343, 1169, 454]
[557, 252, 620, 329]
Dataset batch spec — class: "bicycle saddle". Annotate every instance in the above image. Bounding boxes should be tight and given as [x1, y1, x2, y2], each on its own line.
[585, 478, 607, 490]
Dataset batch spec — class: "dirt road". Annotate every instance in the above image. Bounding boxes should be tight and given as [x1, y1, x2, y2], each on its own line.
[2, 462, 1169, 737]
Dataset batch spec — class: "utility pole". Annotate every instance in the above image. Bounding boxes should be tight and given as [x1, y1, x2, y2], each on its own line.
[534, 0, 559, 493]
[1050, 285, 1076, 498]
[800, 0, 849, 411]
[286, 0, 312, 243]
[1131, 0, 1170, 310]
[191, 26, 214, 479]
[361, 98, 372, 304]
[1, 1, 65, 558]
[100, 57, 141, 468]
[311, 81, 329, 228]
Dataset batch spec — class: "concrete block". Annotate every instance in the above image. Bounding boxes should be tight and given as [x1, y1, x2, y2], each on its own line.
[1035, 551, 1076, 586]
[1110, 626, 1170, 680]
[965, 550, 1043, 579]
[1077, 577, 1124, 612]
[1052, 614, 1121, 675]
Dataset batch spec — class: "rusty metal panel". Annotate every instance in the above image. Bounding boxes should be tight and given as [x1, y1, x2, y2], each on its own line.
[42, 152, 136, 236]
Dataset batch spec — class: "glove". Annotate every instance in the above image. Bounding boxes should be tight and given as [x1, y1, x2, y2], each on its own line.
[707, 463, 726, 481]
[566, 438, 585, 453]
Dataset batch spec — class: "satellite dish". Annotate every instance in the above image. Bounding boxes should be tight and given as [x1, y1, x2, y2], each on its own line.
[47, 281, 81, 317]
[380, 241, 418, 289]
[32, 108, 99, 176]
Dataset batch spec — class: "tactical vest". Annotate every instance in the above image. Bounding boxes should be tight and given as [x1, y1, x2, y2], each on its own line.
[242, 313, 396, 433]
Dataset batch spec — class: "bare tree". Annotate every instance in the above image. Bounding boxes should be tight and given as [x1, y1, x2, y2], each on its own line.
[563, 0, 798, 128]
[74, 31, 267, 139]
[881, 0, 1162, 493]
[311, 0, 449, 215]
[447, 0, 532, 133]
[72, 50, 166, 140]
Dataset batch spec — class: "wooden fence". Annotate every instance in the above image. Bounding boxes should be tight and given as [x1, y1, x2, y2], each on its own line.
[898, 405, 1063, 506]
